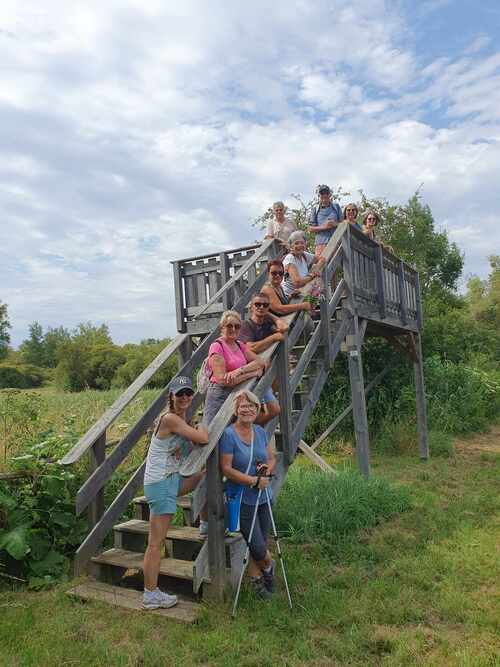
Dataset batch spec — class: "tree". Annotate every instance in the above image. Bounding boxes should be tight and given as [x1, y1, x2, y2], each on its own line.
[466, 255, 500, 328]
[19, 322, 45, 366]
[0, 301, 11, 361]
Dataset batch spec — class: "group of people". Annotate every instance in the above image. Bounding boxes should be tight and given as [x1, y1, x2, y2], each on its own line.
[141, 186, 385, 611]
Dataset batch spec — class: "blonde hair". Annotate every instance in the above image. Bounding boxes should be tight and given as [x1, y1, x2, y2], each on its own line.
[233, 390, 260, 413]
[219, 310, 242, 329]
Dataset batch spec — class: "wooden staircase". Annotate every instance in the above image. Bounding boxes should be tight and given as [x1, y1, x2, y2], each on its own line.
[63, 224, 429, 621]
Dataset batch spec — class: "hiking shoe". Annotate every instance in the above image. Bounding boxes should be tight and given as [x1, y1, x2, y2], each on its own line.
[142, 588, 177, 610]
[251, 576, 273, 600]
[262, 559, 276, 593]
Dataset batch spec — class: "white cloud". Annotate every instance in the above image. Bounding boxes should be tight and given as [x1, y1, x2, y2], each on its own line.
[1, 1, 499, 345]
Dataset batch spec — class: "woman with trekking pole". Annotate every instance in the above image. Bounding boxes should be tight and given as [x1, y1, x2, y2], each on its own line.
[219, 390, 276, 601]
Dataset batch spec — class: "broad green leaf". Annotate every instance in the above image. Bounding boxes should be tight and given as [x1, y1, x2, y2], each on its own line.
[0, 524, 31, 559]
[29, 550, 66, 577]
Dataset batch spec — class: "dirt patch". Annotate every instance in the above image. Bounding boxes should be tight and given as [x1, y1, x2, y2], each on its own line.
[454, 425, 500, 454]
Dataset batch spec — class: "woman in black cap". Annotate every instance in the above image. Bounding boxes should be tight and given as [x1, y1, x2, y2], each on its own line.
[142, 376, 208, 610]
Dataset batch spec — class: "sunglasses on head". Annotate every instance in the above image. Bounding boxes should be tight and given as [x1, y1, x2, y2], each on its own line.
[175, 389, 193, 398]
[225, 323, 241, 330]
[254, 302, 270, 308]
[270, 270, 284, 276]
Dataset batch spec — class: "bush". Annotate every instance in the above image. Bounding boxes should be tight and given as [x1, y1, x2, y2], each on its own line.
[0, 364, 46, 389]
[274, 467, 411, 545]
[0, 424, 87, 588]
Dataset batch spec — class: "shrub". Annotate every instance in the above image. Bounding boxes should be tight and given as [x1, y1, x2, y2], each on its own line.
[274, 467, 411, 545]
[0, 364, 46, 389]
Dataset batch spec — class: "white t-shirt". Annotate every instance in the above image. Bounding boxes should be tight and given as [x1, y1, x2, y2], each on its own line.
[282, 251, 315, 297]
[265, 217, 297, 244]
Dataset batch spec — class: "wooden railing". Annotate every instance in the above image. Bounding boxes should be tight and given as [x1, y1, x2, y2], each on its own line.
[61, 224, 422, 579]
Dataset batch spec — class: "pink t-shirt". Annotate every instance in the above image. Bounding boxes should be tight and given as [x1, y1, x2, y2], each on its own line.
[208, 339, 247, 384]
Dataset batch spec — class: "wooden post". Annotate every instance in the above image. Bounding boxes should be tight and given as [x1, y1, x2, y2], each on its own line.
[374, 245, 386, 319]
[172, 261, 186, 333]
[347, 317, 370, 478]
[87, 432, 106, 531]
[206, 448, 226, 599]
[320, 264, 333, 367]
[413, 333, 429, 460]
[414, 271, 423, 331]
[397, 260, 408, 325]
[276, 333, 294, 465]
[220, 252, 231, 310]
[177, 336, 193, 371]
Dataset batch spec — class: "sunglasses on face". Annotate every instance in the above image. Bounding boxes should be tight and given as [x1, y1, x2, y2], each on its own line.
[270, 270, 284, 276]
[346, 209, 357, 213]
[224, 323, 241, 330]
[175, 389, 194, 398]
[254, 302, 270, 308]
[367, 217, 377, 222]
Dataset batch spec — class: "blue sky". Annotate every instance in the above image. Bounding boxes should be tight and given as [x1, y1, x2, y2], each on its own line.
[1, 1, 499, 347]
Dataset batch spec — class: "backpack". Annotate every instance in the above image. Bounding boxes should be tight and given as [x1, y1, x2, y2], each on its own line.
[196, 338, 245, 394]
[310, 201, 342, 225]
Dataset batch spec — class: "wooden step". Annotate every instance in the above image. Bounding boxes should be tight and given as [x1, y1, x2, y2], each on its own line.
[115, 520, 203, 542]
[113, 520, 203, 558]
[68, 579, 199, 623]
[92, 548, 205, 583]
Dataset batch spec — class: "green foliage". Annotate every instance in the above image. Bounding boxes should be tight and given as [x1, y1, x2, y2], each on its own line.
[274, 467, 411, 546]
[0, 301, 11, 361]
[466, 255, 500, 328]
[112, 338, 177, 389]
[0, 422, 86, 588]
[0, 390, 43, 462]
[0, 364, 46, 390]
[18, 322, 45, 366]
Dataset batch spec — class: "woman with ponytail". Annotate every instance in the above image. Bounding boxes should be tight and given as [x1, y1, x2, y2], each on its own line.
[142, 376, 208, 610]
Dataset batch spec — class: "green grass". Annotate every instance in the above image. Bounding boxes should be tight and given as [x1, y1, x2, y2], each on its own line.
[1, 429, 499, 666]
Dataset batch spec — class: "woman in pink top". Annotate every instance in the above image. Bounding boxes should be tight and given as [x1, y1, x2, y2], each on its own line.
[202, 310, 265, 426]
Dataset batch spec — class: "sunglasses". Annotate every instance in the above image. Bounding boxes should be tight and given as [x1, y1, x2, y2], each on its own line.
[254, 302, 270, 308]
[270, 270, 284, 276]
[346, 209, 357, 213]
[175, 389, 194, 398]
[224, 323, 241, 330]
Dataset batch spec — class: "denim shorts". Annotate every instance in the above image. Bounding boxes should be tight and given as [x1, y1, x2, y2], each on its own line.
[144, 474, 181, 516]
[261, 388, 276, 404]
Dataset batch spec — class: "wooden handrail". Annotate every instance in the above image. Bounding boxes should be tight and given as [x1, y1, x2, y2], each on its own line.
[192, 238, 276, 320]
[60, 334, 190, 465]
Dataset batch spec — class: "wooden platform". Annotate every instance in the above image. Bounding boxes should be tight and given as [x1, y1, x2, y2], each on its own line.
[68, 579, 199, 623]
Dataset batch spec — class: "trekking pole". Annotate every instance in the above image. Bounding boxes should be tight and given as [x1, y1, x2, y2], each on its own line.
[231, 488, 262, 619]
[264, 487, 292, 609]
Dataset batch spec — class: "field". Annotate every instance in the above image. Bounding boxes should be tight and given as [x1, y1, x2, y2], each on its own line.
[1, 385, 499, 666]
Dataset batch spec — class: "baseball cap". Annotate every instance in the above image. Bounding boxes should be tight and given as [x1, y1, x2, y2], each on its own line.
[318, 185, 331, 194]
[169, 376, 194, 395]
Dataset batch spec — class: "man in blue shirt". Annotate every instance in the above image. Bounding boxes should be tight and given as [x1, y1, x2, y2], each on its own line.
[308, 184, 342, 257]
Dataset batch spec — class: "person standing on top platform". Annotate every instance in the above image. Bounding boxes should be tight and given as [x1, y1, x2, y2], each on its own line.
[308, 185, 343, 257]
[264, 201, 297, 249]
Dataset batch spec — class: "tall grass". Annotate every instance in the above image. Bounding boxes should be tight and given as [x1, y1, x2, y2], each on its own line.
[274, 467, 411, 545]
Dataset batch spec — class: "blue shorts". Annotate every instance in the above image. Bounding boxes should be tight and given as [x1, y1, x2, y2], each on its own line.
[261, 388, 276, 405]
[144, 474, 181, 516]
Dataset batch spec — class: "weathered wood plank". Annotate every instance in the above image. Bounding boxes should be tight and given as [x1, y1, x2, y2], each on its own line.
[61, 334, 189, 465]
[276, 334, 294, 465]
[397, 260, 408, 325]
[298, 440, 336, 474]
[193, 540, 208, 594]
[311, 363, 394, 450]
[172, 261, 186, 333]
[374, 244, 386, 319]
[87, 433, 106, 531]
[347, 316, 370, 478]
[206, 448, 226, 598]
[413, 333, 429, 460]
[67, 580, 199, 623]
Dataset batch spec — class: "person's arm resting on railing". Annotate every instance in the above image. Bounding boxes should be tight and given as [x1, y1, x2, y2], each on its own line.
[156, 413, 208, 445]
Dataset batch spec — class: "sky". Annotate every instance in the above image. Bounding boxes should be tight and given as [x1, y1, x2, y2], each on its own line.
[2, 0, 500, 347]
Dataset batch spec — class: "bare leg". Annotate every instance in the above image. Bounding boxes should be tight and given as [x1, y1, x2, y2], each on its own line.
[143, 514, 172, 591]
[178, 472, 208, 522]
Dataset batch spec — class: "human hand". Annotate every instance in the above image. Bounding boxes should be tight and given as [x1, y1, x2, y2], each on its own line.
[256, 475, 270, 490]
[274, 332, 285, 342]
[301, 301, 312, 312]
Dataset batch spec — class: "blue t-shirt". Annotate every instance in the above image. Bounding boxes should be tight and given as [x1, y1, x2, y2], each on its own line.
[219, 425, 272, 505]
[309, 203, 342, 246]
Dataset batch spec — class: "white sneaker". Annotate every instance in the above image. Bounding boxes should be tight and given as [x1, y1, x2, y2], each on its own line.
[142, 588, 178, 610]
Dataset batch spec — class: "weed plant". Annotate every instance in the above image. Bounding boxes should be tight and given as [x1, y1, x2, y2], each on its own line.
[274, 467, 411, 547]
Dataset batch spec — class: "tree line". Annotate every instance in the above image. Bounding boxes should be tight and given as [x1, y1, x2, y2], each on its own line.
[1, 192, 499, 395]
